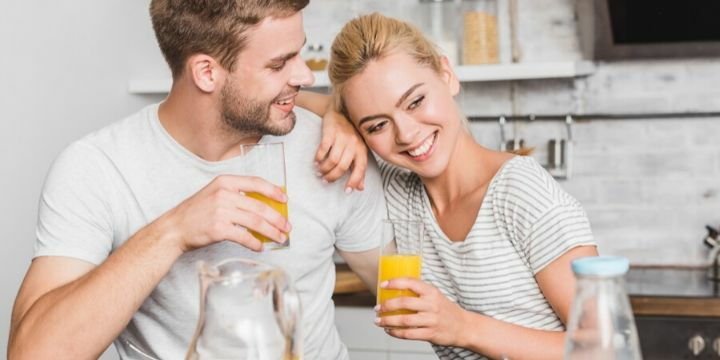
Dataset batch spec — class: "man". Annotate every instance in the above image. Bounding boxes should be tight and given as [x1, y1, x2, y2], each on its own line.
[8, 1, 383, 359]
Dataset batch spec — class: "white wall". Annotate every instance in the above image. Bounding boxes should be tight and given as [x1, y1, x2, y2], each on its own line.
[0, 1, 164, 357]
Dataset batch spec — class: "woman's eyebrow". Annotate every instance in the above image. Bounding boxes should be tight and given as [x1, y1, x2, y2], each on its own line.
[395, 83, 424, 107]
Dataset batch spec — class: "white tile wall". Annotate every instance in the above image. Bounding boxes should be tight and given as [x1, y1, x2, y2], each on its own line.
[468, 118, 720, 265]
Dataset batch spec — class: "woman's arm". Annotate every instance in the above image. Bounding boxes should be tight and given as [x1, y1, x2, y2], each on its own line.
[377, 245, 598, 360]
[295, 90, 331, 117]
[296, 91, 368, 191]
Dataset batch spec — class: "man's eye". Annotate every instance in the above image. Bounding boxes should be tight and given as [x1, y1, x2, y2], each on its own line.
[270, 62, 287, 71]
[367, 121, 387, 134]
[408, 95, 425, 110]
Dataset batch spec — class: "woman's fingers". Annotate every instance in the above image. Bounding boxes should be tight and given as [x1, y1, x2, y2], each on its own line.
[380, 277, 435, 296]
[386, 327, 435, 341]
[377, 296, 435, 314]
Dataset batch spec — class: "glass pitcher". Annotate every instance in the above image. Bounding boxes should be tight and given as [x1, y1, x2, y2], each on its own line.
[185, 258, 302, 360]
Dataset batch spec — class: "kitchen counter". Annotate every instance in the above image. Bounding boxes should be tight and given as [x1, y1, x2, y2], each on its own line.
[334, 265, 720, 317]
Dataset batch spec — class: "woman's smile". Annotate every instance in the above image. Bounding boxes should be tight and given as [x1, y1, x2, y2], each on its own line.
[403, 130, 438, 161]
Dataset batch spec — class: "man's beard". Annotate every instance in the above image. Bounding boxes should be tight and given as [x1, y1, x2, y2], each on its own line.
[220, 77, 297, 137]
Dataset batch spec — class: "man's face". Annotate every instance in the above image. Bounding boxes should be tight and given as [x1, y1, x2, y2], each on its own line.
[221, 12, 313, 137]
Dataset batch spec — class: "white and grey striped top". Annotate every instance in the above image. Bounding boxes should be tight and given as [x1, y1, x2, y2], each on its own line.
[380, 155, 595, 360]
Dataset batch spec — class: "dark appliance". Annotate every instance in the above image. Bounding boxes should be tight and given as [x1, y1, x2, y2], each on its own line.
[576, 0, 720, 60]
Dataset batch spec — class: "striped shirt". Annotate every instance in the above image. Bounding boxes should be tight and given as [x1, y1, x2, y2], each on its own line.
[381, 155, 595, 360]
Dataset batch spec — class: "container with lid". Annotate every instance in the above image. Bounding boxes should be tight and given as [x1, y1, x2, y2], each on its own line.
[418, 0, 460, 66]
[564, 256, 643, 360]
[461, 0, 499, 65]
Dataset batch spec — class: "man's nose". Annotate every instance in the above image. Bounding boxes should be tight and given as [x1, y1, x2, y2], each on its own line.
[288, 56, 314, 88]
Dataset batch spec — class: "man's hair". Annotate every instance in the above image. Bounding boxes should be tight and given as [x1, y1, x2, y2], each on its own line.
[150, 0, 309, 78]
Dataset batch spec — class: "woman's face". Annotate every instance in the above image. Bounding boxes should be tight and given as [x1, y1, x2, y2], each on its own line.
[343, 50, 462, 179]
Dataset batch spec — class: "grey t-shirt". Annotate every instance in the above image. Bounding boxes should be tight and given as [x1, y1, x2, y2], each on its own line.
[34, 104, 386, 359]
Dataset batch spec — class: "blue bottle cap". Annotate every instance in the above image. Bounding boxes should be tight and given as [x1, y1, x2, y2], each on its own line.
[571, 256, 630, 277]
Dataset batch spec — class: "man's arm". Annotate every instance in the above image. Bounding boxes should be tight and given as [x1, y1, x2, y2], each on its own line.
[336, 248, 379, 295]
[9, 175, 291, 360]
[9, 227, 182, 360]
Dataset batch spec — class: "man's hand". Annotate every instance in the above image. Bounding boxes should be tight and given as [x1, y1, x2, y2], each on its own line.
[159, 175, 291, 252]
[315, 106, 368, 192]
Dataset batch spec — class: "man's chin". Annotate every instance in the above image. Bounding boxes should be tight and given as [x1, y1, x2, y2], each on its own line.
[266, 111, 296, 136]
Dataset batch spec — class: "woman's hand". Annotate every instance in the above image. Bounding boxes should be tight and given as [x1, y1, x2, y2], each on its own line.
[374, 278, 470, 347]
[315, 104, 368, 193]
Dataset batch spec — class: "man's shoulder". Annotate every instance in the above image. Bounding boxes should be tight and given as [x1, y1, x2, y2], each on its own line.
[287, 107, 322, 139]
[74, 103, 157, 151]
[49, 104, 158, 180]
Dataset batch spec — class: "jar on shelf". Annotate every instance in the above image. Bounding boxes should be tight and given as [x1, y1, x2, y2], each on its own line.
[304, 43, 328, 71]
[418, 0, 460, 66]
[461, 0, 499, 65]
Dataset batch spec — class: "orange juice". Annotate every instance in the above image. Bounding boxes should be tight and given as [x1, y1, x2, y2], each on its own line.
[377, 254, 421, 316]
[246, 186, 288, 243]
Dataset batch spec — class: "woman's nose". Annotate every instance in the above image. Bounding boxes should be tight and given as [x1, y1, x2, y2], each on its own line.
[394, 115, 421, 146]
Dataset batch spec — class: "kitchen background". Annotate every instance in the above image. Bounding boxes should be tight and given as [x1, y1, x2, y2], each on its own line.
[1, 0, 719, 358]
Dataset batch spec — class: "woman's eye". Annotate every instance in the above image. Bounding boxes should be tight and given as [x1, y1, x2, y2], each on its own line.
[408, 95, 425, 110]
[367, 121, 387, 134]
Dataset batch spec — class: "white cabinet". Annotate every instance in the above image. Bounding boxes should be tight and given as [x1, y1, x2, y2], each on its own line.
[335, 306, 436, 359]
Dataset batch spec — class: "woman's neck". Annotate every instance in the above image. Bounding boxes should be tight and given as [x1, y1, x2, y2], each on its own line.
[421, 131, 511, 214]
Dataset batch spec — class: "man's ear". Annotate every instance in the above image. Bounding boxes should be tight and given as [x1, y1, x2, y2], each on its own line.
[439, 56, 460, 96]
[186, 54, 223, 93]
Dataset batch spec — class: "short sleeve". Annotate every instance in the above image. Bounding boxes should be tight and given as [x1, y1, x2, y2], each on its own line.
[334, 157, 387, 252]
[492, 157, 596, 274]
[524, 203, 595, 274]
[34, 142, 115, 265]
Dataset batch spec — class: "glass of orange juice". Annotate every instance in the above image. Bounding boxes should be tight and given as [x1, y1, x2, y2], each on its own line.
[239, 142, 289, 250]
[377, 219, 423, 317]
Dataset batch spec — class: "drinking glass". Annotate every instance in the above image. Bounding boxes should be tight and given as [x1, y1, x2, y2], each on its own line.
[377, 219, 423, 317]
[240, 142, 289, 250]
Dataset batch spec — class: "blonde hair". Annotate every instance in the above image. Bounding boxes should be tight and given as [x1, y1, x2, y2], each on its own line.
[328, 13, 444, 117]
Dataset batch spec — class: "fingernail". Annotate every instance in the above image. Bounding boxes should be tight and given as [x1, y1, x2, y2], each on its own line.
[380, 281, 389, 288]
[374, 317, 381, 325]
[322, 179, 329, 184]
[345, 187, 353, 194]
[315, 172, 322, 177]
[373, 304, 380, 312]
[314, 161, 319, 166]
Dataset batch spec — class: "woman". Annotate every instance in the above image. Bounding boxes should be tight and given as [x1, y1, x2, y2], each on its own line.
[312, 13, 598, 360]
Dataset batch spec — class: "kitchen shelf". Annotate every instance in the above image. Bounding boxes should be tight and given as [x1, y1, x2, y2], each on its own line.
[128, 61, 595, 94]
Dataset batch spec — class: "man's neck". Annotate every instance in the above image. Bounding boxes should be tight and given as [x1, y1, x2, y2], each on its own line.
[158, 83, 260, 162]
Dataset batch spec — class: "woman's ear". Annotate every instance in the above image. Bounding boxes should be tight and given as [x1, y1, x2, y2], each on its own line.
[439, 56, 460, 96]
[186, 54, 223, 93]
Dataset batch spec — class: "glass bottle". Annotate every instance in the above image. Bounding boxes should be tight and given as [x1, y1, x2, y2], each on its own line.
[461, 0, 499, 65]
[564, 256, 642, 360]
[418, 0, 460, 66]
